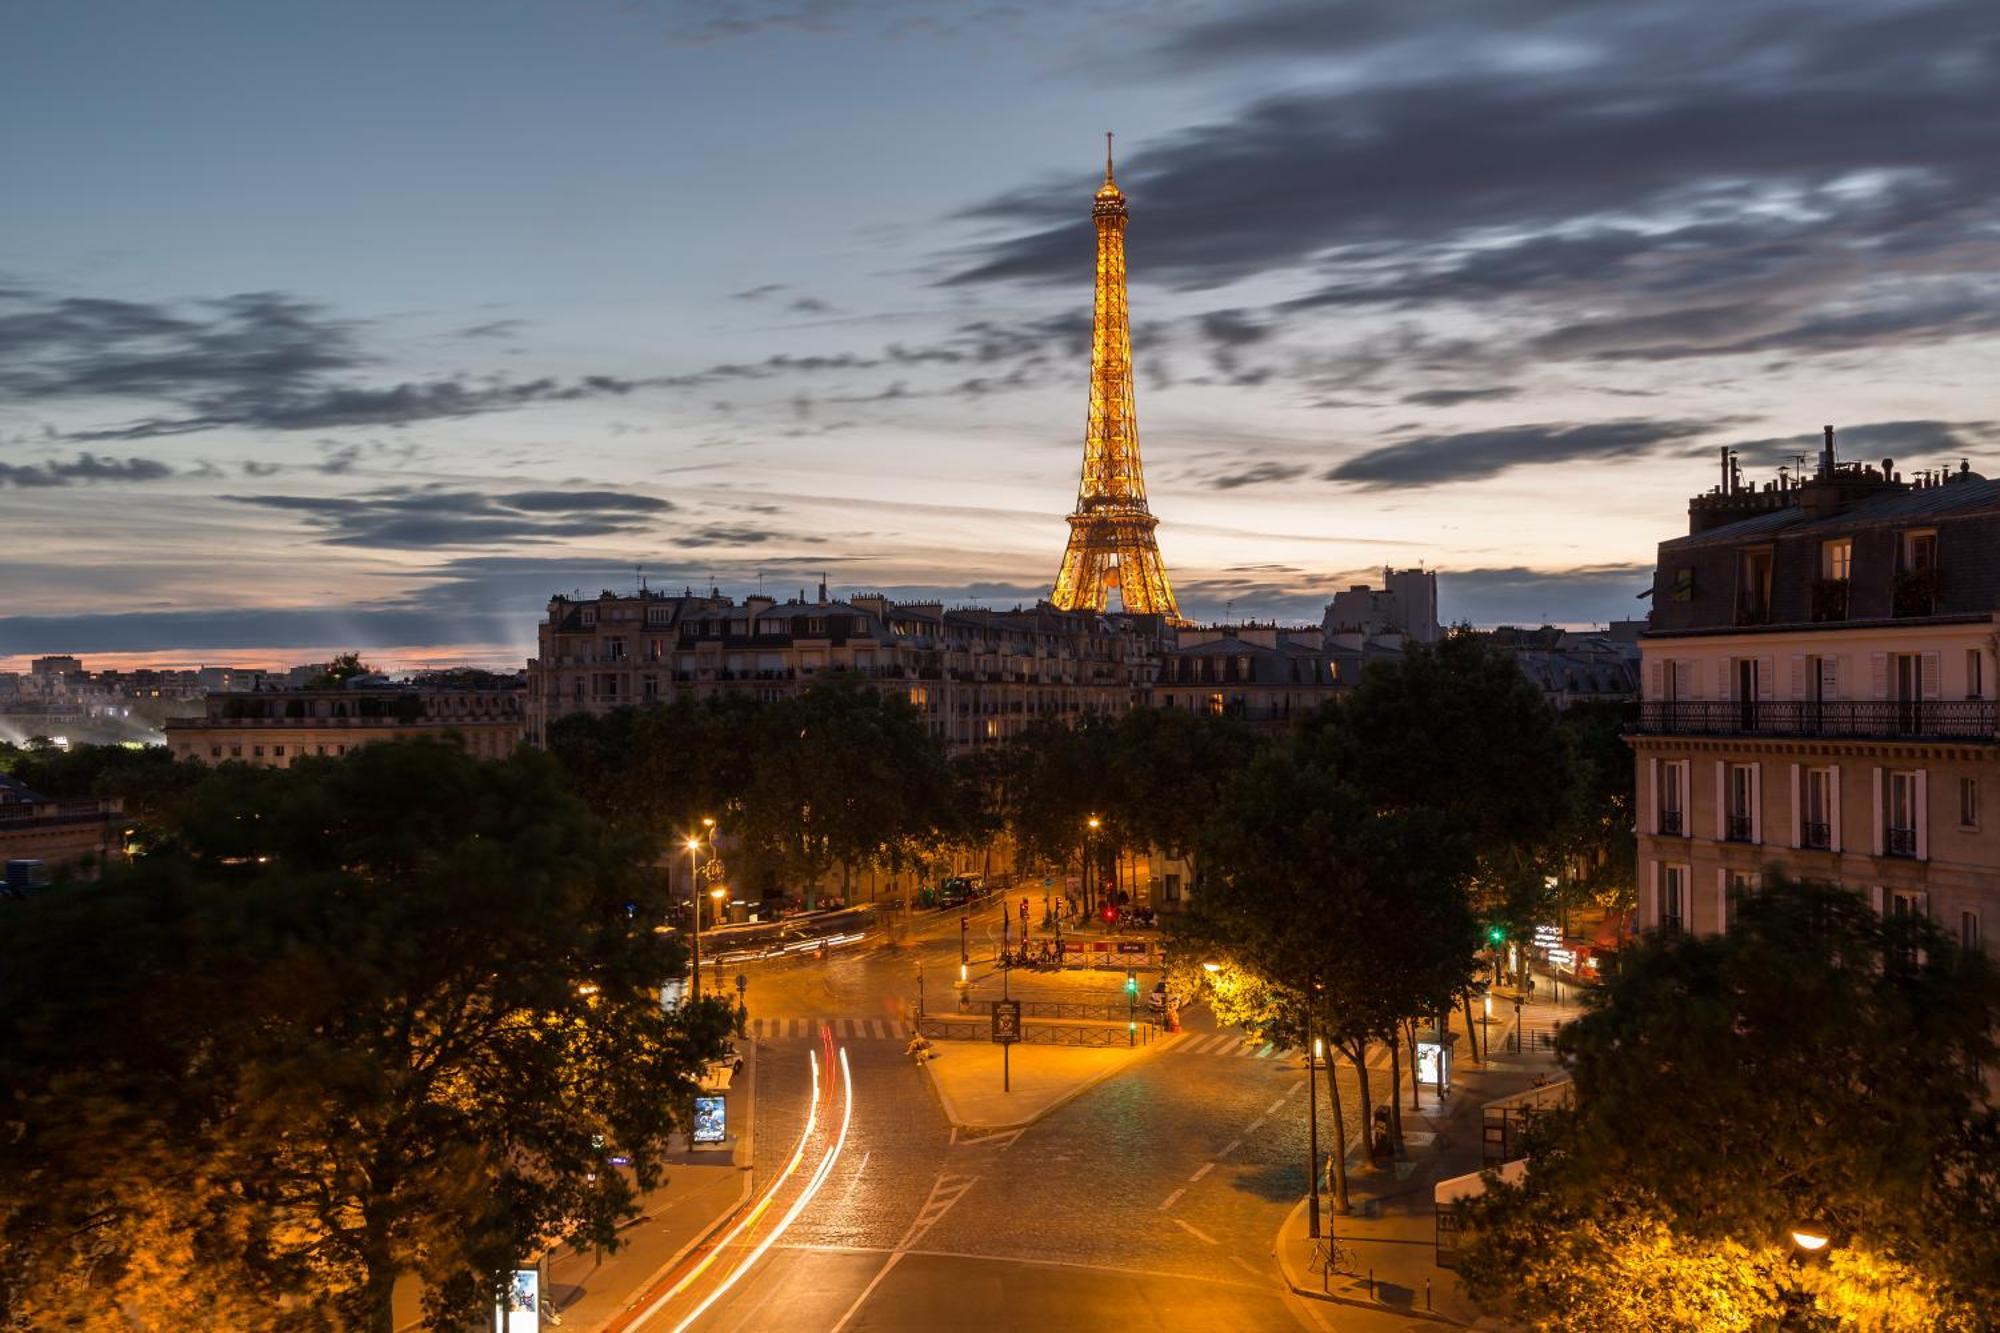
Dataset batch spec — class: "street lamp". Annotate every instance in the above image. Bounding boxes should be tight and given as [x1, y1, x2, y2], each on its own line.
[1085, 815, 1102, 915]
[1790, 1228, 1831, 1259]
[1202, 961, 1222, 973]
[1306, 1023, 1322, 1240]
[685, 821, 715, 998]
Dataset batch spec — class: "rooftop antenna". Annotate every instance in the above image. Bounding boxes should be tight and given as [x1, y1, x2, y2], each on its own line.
[636, 563, 647, 594]
[757, 570, 765, 597]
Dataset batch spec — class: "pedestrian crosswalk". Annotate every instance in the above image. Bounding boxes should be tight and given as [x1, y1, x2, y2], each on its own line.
[749, 1017, 913, 1040]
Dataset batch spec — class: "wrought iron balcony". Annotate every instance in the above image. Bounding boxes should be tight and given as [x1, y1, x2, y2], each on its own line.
[1886, 827, 1918, 858]
[1634, 699, 1998, 742]
[1801, 821, 1831, 850]
[1657, 808, 1685, 836]
[1725, 813, 1755, 843]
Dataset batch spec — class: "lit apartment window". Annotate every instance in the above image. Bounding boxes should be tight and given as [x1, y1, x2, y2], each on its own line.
[1960, 777, 1978, 828]
[1658, 762, 1685, 836]
[1659, 865, 1686, 937]
[1725, 764, 1757, 842]
[1803, 768, 1834, 849]
[1886, 771, 1919, 858]
[1821, 538, 1852, 582]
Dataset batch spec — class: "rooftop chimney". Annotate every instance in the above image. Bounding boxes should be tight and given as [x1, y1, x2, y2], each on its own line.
[1820, 424, 1835, 478]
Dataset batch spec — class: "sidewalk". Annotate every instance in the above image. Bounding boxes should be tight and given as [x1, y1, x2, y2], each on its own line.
[921, 1031, 1178, 1129]
[1270, 1010, 1562, 1329]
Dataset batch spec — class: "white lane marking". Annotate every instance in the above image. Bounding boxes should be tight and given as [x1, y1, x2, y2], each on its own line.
[828, 1249, 906, 1333]
[1206, 1034, 1238, 1054]
[1157, 1188, 1185, 1211]
[831, 1171, 977, 1332]
[1245, 1116, 1267, 1135]
[1255, 1043, 1275, 1059]
[1218, 1137, 1242, 1158]
[1265, 1097, 1287, 1114]
[1230, 1255, 1260, 1276]
[1188, 1162, 1214, 1183]
[1174, 1218, 1219, 1245]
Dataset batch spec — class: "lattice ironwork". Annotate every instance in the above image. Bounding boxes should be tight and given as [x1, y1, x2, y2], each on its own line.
[1050, 135, 1187, 624]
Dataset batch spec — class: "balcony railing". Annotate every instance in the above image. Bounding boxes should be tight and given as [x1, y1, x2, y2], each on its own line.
[1725, 813, 1754, 843]
[1801, 821, 1831, 850]
[1634, 699, 1997, 741]
[1657, 808, 1684, 836]
[1886, 827, 1918, 858]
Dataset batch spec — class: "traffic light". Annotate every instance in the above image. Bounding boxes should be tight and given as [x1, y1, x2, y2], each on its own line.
[1486, 924, 1506, 947]
[1125, 969, 1138, 997]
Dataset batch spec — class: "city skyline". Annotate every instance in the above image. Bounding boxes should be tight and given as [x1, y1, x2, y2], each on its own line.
[7, 0, 1999, 670]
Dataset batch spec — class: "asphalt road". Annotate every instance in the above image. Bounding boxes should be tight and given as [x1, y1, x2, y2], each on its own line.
[649, 903, 1399, 1333]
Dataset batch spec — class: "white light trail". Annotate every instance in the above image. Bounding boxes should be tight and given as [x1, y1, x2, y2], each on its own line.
[669, 1046, 854, 1333]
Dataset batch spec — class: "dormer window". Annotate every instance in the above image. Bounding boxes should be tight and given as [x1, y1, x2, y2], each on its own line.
[1736, 547, 1773, 625]
[1820, 538, 1851, 582]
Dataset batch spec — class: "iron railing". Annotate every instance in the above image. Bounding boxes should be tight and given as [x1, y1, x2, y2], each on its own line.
[1635, 700, 1997, 741]
[1801, 821, 1831, 849]
[1725, 813, 1754, 842]
[1886, 827, 1918, 858]
[1657, 808, 1684, 836]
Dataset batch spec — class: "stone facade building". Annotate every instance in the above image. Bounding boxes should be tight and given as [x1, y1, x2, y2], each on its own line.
[0, 774, 125, 880]
[1630, 432, 1997, 956]
[167, 684, 525, 767]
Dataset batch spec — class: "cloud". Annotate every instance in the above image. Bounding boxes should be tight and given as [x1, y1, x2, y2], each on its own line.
[788, 296, 834, 314]
[230, 485, 675, 549]
[455, 318, 524, 340]
[728, 283, 787, 301]
[1327, 419, 1715, 488]
[1438, 563, 1657, 628]
[0, 452, 175, 488]
[1401, 386, 1518, 407]
[1205, 461, 1311, 491]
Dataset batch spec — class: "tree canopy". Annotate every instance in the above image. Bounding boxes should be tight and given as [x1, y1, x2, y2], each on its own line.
[1455, 879, 2000, 1330]
[0, 740, 731, 1330]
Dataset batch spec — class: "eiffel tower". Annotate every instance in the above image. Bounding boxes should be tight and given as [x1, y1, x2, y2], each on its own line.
[1049, 134, 1187, 625]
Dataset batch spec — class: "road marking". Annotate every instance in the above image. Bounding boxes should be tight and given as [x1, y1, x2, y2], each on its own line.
[1245, 1117, 1267, 1134]
[1188, 1162, 1214, 1183]
[1255, 1043, 1275, 1059]
[1156, 1188, 1185, 1211]
[828, 1249, 906, 1333]
[1218, 1137, 1242, 1157]
[1173, 1218, 1219, 1245]
[1265, 1096, 1287, 1115]
[950, 1127, 1022, 1151]
[832, 1172, 978, 1333]
[1230, 1255, 1260, 1277]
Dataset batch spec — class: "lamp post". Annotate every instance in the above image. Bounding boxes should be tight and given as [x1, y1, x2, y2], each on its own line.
[1085, 815, 1101, 916]
[685, 833, 704, 999]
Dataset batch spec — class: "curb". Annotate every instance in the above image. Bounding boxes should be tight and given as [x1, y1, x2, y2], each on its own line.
[1270, 1195, 1465, 1327]
[920, 1030, 1186, 1132]
[592, 1169, 754, 1333]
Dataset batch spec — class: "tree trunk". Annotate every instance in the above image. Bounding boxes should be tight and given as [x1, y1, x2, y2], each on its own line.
[1324, 1052, 1351, 1213]
[1386, 1031, 1405, 1150]
[1462, 992, 1481, 1065]
[1347, 1037, 1376, 1170]
[1407, 1017, 1422, 1112]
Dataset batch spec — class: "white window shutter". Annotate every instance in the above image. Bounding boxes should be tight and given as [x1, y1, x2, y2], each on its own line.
[1790, 763, 1802, 847]
[1920, 652, 1940, 700]
[1648, 758, 1660, 835]
[1718, 658, 1733, 700]
[1872, 766, 1885, 855]
[1872, 884, 1885, 916]
[1648, 860, 1659, 929]
[1790, 655, 1806, 699]
[1871, 653, 1889, 700]
[1648, 660, 1662, 700]
[1751, 763, 1763, 843]
[1916, 769, 1929, 860]
[1715, 761, 1728, 840]
[1829, 764, 1843, 851]
[1757, 658, 1775, 700]
[1831, 655, 1847, 700]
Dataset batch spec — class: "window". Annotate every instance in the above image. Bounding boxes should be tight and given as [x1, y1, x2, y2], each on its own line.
[1960, 777, 1978, 828]
[1735, 658, 1763, 730]
[1660, 865, 1686, 937]
[1164, 873, 1182, 904]
[1658, 761, 1685, 836]
[230, 745, 242, 758]
[210, 745, 221, 758]
[1207, 693, 1224, 716]
[1962, 910, 1983, 955]
[1902, 530, 1938, 573]
[273, 745, 285, 757]
[1804, 768, 1833, 849]
[1886, 771, 1919, 857]
[1726, 764, 1757, 842]
[1723, 870, 1756, 931]
[1967, 649, 1984, 701]
[252, 745, 264, 758]
[1821, 538, 1852, 582]
[1737, 548, 1773, 624]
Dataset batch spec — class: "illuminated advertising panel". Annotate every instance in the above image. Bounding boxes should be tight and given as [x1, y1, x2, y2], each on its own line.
[693, 1094, 726, 1144]
[497, 1268, 538, 1333]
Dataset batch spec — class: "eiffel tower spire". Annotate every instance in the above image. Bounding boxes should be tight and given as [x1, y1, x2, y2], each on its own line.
[1050, 135, 1187, 624]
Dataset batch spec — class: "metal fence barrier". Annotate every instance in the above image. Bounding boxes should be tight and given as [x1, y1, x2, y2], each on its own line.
[917, 1016, 1155, 1047]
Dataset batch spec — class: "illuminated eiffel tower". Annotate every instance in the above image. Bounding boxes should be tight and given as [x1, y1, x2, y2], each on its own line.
[1049, 134, 1187, 625]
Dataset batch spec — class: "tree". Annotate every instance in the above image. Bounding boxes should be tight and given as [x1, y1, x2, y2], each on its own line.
[0, 741, 731, 1330]
[1548, 699, 1637, 929]
[305, 651, 375, 689]
[1455, 879, 2000, 1329]
[1108, 706, 1261, 892]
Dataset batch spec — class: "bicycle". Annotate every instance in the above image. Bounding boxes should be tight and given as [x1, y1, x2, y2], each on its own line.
[1309, 1235, 1354, 1281]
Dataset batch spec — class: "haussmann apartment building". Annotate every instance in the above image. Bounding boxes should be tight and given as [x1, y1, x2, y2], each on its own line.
[1630, 429, 1997, 956]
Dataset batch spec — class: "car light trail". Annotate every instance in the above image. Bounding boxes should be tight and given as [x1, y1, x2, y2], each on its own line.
[620, 1052, 821, 1331]
[670, 1044, 854, 1333]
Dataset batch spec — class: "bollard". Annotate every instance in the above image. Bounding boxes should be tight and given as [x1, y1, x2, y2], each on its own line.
[1368, 1267, 1375, 1300]
[1425, 1277, 1432, 1311]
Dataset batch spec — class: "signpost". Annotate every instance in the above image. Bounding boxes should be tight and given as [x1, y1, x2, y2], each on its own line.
[992, 998, 1021, 1093]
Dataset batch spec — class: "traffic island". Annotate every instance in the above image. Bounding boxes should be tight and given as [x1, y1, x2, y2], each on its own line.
[920, 1033, 1179, 1130]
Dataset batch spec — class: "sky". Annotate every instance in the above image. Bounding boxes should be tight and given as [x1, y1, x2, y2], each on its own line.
[3, 0, 1997, 670]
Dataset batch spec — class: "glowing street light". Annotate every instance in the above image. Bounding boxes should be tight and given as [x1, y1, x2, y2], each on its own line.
[1202, 961, 1222, 973]
[686, 820, 716, 997]
[1791, 1228, 1831, 1255]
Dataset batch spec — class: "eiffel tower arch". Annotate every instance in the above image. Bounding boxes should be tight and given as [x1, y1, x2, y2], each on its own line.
[1049, 135, 1188, 625]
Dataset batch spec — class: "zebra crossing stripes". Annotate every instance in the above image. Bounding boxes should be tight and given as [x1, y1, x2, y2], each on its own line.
[749, 1017, 911, 1040]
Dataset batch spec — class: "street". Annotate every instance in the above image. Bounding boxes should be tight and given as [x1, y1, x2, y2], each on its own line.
[621, 902, 1391, 1332]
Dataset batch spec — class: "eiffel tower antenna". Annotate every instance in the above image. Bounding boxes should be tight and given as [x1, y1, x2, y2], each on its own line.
[1049, 135, 1187, 625]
